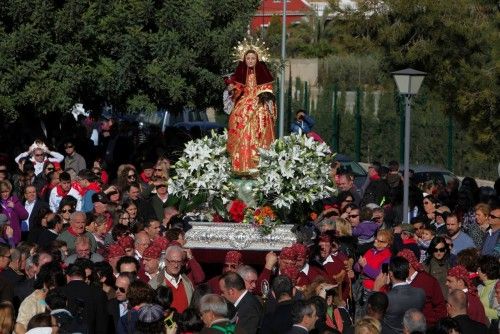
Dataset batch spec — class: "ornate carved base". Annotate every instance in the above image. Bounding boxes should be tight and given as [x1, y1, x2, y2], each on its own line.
[185, 222, 296, 251]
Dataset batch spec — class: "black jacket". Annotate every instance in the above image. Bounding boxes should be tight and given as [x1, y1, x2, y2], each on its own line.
[61, 280, 108, 334]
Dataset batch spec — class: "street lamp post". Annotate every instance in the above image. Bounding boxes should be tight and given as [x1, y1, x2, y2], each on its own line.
[392, 68, 426, 224]
[278, 0, 287, 138]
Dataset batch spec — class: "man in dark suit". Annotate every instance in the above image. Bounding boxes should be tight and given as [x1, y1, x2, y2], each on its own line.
[107, 273, 134, 333]
[37, 214, 63, 247]
[382, 256, 425, 334]
[22, 185, 49, 241]
[60, 263, 108, 334]
[261, 275, 295, 334]
[343, 292, 392, 334]
[285, 299, 318, 334]
[447, 289, 488, 334]
[219, 272, 262, 334]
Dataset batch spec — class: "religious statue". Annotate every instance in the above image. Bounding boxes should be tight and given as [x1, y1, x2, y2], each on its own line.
[226, 39, 276, 176]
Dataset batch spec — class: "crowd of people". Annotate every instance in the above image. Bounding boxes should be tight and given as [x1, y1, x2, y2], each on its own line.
[0, 113, 498, 334]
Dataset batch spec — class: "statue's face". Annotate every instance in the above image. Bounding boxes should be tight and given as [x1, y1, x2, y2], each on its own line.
[245, 52, 257, 68]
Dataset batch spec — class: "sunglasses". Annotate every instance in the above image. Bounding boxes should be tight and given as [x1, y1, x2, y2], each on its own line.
[372, 216, 382, 221]
[35, 154, 44, 157]
[64, 145, 74, 149]
[46, 167, 54, 171]
[434, 247, 446, 253]
[127, 175, 136, 179]
[154, 168, 163, 171]
[115, 286, 127, 293]
[61, 209, 75, 213]
[349, 214, 359, 218]
[489, 214, 500, 219]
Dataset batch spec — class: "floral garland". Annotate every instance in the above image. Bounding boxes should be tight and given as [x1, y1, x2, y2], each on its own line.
[169, 131, 335, 234]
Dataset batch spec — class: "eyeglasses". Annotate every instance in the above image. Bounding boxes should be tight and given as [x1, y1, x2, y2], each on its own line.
[115, 286, 127, 293]
[434, 247, 446, 253]
[489, 214, 500, 220]
[61, 209, 75, 213]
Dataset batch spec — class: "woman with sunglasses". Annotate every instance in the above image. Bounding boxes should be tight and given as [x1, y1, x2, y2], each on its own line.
[424, 236, 457, 297]
[57, 197, 77, 227]
[117, 166, 138, 193]
[14, 140, 64, 177]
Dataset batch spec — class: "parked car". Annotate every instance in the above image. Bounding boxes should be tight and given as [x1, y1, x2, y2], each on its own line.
[409, 164, 460, 189]
[334, 153, 368, 189]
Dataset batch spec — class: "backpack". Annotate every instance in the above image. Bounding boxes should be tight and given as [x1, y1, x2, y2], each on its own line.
[211, 323, 236, 334]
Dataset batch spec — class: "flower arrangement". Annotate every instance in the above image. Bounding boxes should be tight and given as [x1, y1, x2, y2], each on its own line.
[168, 131, 237, 214]
[255, 134, 335, 210]
[243, 205, 281, 235]
[169, 131, 336, 234]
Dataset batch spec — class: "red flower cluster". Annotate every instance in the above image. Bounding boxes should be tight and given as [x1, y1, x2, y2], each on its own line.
[229, 199, 247, 223]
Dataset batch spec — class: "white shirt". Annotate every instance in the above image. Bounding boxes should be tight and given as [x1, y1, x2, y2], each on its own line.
[119, 300, 128, 317]
[407, 271, 418, 284]
[164, 272, 183, 289]
[49, 187, 82, 212]
[22, 200, 36, 231]
[392, 281, 410, 288]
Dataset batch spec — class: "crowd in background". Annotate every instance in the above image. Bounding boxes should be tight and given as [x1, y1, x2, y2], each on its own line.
[0, 113, 498, 334]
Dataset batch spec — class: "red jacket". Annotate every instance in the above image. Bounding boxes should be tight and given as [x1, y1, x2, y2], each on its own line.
[411, 271, 447, 327]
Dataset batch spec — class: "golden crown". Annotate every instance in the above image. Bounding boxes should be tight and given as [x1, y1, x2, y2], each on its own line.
[232, 37, 271, 63]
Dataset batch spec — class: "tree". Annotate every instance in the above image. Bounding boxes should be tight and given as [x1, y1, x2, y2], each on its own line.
[0, 0, 260, 120]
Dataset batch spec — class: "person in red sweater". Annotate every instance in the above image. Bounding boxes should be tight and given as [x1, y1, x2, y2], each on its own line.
[353, 229, 392, 319]
[397, 249, 446, 327]
[293, 243, 327, 287]
[160, 245, 194, 313]
[318, 234, 350, 301]
[446, 265, 488, 326]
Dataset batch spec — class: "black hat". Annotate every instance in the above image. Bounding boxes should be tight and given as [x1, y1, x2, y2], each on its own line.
[92, 192, 108, 204]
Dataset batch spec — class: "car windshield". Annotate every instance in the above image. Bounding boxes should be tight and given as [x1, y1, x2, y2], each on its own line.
[339, 161, 367, 177]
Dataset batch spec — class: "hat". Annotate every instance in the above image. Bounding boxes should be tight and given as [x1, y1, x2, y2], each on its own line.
[365, 203, 381, 210]
[107, 244, 125, 260]
[143, 245, 162, 260]
[92, 192, 108, 204]
[0, 214, 9, 227]
[399, 224, 415, 235]
[279, 247, 296, 261]
[152, 236, 170, 251]
[397, 249, 424, 271]
[448, 265, 477, 294]
[117, 236, 134, 250]
[225, 250, 243, 264]
[292, 243, 309, 258]
[138, 303, 164, 323]
[141, 161, 155, 170]
[99, 110, 114, 121]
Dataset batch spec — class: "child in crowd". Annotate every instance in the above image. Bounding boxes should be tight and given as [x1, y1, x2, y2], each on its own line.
[417, 228, 435, 262]
[352, 207, 379, 245]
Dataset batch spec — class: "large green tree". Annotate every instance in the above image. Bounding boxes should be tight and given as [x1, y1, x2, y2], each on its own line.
[0, 0, 260, 120]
